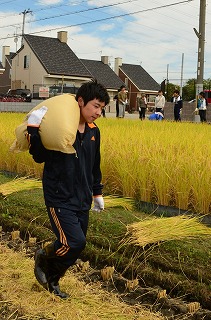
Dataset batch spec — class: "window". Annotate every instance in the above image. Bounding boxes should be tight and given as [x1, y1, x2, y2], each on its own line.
[24, 55, 29, 69]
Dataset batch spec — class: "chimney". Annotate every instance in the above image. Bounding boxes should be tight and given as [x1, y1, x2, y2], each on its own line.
[114, 57, 122, 75]
[57, 31, 68, 43]
[101, 56, 109, 65]
[2, 46, 10, 68]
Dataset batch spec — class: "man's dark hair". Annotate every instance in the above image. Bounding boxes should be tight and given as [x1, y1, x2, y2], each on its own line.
[199, 91, 205, 98]
[120, 85, 126, 90]
[174, 89, 180, 95]
[76, 79, 110, 106]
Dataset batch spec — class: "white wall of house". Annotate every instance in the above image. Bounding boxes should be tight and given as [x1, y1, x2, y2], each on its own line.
[11, 41, 46, 91]
[10, 40, 91, 92]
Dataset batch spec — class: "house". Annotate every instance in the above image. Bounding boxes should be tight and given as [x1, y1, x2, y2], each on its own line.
[0, 46, 15, 94]
[6, 31, 160, 110]
[0, 62, 4, 75]
[114, 57, 160, 111]
[11, 31, 92, 96]
[10, 31, 124, 100]
[81, 56, 125, 94]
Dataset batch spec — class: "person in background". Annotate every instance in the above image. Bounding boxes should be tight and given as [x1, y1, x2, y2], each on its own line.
[101, 106, 106, 117]
[197, 91, 208, 123]
[114, 89, 120, 118]
[155, 90, 165, 113]
[117, 85, 127, 118]
[27, 79, 110, 299]
[138, 94, 147, 120]
[171, 89, 183, 121]
[149, 111, 164, 121]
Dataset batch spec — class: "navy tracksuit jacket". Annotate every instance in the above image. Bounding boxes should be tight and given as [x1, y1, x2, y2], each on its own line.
[27, 122, 103, 268]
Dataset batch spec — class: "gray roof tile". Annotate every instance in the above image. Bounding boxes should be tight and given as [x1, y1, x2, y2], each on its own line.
[121, 63, 160, 91]
[81, 59, 125, 89]
[23, 34, 91, 77]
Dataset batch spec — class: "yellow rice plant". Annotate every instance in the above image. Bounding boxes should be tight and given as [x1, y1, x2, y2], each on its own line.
[0, 176, 42, 196]
[122, 215, 211, 248]
[98, 118, 211, 214]
[0, 113, 43, 177]
[2, 114, 211, 214]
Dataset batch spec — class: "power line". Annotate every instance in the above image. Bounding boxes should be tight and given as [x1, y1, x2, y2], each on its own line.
[0, 0, 141, 28]
[0, 0, 194, 40]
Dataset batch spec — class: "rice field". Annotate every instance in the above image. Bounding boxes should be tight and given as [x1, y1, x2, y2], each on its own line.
[99, 118, 211, 214]
[1, 112, 211, 214]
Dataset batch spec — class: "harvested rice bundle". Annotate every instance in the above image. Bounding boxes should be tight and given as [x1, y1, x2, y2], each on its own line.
[124, 215, 211, 247]
[0, 177, 42, 196]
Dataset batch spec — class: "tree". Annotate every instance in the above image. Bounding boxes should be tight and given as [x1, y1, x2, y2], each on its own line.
[165, 82, 180, 101]
[182, 78, 196, 101]
[203, 78, 211, 90]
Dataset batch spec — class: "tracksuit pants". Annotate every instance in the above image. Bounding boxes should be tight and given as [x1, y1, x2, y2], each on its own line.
[174, 106, 181, 121]
[199, 110, 206, 122]
[47, 207, 89, 270]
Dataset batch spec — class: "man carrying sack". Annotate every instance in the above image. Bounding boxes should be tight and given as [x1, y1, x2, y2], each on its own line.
[27, 79, 110, 298]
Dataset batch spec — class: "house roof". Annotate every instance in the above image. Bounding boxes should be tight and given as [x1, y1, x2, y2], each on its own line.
[81, 59, 125, 90]
[23, 34, 91, 78]
[120, 63, 160, 91]
[0, 62, 3, 69]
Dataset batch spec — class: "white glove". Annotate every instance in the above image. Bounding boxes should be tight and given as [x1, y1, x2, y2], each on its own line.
[27, 106, 48, 126]
[92, 196, 104, 212]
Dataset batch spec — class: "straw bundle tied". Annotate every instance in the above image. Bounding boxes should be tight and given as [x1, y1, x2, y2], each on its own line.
[0, 177, 42, 196]
[124, 215, 211, 247]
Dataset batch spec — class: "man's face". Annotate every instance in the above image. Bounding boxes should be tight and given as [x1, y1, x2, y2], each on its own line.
[79, 98, 105, 123]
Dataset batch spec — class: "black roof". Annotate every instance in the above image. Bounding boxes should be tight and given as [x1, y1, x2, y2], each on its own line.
[14, 34, 159, 92]
[81, 59, 125, 89]
[0, 62, 3, 69]
[23, 34, 91, 77]
[120, 63, 160, 91]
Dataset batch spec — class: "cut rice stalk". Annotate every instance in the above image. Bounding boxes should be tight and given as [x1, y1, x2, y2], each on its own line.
[124, 215, 211, 247]
[0, 177, 42, 196]
[104, 195, 134, 211]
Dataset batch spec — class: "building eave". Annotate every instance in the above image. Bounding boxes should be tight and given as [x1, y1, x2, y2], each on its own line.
[44, 74, 91, 81]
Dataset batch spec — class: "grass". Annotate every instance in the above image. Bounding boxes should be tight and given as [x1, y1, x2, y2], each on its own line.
[1, 174, 211, 312]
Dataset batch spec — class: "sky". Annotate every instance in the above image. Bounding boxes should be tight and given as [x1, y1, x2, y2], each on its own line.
[0, 0, 210, 85]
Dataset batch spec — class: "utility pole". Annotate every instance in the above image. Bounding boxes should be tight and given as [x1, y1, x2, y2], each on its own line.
[180, 53, 184, 97]
[20, 9, 32, 46]
[166, 64, 169, 101]
[194, 0, 206, 96]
